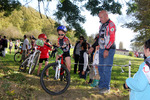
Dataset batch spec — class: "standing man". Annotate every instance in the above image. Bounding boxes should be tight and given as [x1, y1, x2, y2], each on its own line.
[73, 36, 84, 74]
[88, 10, 116, 93]
[2, 36, 8, 57]
[21, 35, 29, 61]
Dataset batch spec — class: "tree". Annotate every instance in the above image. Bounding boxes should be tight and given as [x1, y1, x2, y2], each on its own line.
[0, 0, 123, 37]
[125, 0, 150, 46]
[0, 0, 21, 16]
[119, 41, 123, 49]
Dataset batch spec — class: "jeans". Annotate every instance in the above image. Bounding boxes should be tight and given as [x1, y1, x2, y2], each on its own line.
[98, 49, 115, 89]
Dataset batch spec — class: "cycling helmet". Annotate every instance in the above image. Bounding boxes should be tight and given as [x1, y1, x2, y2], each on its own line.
[57, 25, 67, 33]
[38, 34, 47, 39]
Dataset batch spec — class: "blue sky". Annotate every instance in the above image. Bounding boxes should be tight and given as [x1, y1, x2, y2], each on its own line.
[19, 0, 136, 50]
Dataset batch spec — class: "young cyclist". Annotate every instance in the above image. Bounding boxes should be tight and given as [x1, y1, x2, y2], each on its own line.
[56, 25, 71, 72]
[37, 34, 52, 77]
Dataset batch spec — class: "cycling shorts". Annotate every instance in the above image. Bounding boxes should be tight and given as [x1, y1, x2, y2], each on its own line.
[39, 58, 48, 63]
[63, 51, 70, 58]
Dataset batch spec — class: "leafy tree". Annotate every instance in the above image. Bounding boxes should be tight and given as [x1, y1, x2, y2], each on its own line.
[0, 26, 22, 39]
[0, 0, 21, 16]
[125, 0, 150, 46]
[0, 0, 123, 37]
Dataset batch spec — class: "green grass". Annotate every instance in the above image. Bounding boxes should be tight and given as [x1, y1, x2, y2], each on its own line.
[0, 48, 144, 100]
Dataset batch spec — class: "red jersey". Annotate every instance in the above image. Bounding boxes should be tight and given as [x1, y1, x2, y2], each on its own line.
[99, 19, 116, 50]
[38, 42, 51, 59]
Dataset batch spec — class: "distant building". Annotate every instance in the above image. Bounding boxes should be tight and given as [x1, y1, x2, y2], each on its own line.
[115, 49, 129, 56]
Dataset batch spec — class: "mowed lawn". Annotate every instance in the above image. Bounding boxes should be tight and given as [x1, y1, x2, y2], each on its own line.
[0, 48, 144, 100]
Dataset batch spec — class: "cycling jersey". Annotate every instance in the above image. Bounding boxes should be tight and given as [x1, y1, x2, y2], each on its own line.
[92, 19, 116, 50]
[58, 36, 70, 52]
[38, 42, 51, 59]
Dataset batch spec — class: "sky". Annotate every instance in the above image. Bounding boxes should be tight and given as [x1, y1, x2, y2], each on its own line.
[19, 0, 136, 50]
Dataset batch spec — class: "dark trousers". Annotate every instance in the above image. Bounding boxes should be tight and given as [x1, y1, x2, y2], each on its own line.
[74, 54, 80, 74]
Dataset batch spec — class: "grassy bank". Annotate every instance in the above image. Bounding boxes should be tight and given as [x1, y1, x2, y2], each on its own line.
[0, 49, 144, 100]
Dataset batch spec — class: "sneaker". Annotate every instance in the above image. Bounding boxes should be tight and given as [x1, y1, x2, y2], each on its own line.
[99, 88, 110, 94]
[92, 86, 102, 90]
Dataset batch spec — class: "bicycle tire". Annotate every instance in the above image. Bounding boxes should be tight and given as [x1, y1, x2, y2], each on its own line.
[29, 52, 40, 74]
[19, 58, 29, 72]
[14, 52, 22, 62]
[40, 62, 70, 95]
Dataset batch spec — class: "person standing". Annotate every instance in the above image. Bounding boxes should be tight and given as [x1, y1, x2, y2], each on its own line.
[125, 39, 150, 100]
[73, 36, 84, 74]
[21, 35, 29, 61]
[2, 36, 8, 57]
[88, 10, 116, 93]
[9, 40, 13, 54]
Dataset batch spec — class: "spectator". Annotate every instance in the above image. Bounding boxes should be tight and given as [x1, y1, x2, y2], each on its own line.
[88, 36, 99, 84]
[2, 36, 8, 57]
[21, 35, 29, 61]
[73, 36, 84, 74]
[14, 40, 19, 53]
[78, 41, 88, 80]
[125, 39, 150, 100]
[37, 34, 52, 77]
[90, 47, 100, 87]
[88, 10, 116, 93]
[0, 35, 3, 56]
[29, 35, 36, 52]
[9, 40, 13, 54]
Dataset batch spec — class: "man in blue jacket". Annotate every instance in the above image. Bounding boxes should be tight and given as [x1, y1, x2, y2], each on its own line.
[125, 39, 150, 100]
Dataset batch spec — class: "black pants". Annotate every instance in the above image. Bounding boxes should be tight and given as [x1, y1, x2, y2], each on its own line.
[74, 54, 80, 74]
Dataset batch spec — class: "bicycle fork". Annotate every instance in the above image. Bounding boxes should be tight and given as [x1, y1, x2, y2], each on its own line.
[55, 60, 61, 80]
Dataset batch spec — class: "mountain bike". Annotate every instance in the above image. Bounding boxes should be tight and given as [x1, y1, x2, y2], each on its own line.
[19, 46, 41, 74]
[14, 46, 22, 62]
[40, 47, 70, 95]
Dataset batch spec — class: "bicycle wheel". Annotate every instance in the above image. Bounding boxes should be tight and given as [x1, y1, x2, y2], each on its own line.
[40, 63, 70, 95]
[19, 58, 29, 72]
[14, 52, 22, 62]
[28, 52, 40, 74]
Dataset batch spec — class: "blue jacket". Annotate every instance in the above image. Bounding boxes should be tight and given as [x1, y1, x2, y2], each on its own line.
[126, 57, 150, 100]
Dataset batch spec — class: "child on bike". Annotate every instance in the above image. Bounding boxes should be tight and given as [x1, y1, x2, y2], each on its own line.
[56, 25, 71, 72]
[78, 41, 89, 80]
[37, 34, 52, 77]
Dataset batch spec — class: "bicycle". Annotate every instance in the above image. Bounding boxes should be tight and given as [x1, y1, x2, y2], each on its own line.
[14, 46, 22, 62]
[19, 46, 41, 74]
[40, 47, 70, 95]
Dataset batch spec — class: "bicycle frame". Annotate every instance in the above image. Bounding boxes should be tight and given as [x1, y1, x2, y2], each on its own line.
[55, 54, 65, 80]
[21, 46, 40, 74]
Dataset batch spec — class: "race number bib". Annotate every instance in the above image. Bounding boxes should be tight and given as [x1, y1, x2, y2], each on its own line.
[35, 39, 44, 47]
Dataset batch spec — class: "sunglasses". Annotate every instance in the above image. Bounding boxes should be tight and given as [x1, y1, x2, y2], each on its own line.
[58, 34, 64, 36]
[80, 38, 83, 40]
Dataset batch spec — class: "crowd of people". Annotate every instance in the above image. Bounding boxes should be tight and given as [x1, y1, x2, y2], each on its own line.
[1, 10, 150, 99]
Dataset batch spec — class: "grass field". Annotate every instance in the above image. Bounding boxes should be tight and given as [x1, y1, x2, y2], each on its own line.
[0, 48, 144, 100]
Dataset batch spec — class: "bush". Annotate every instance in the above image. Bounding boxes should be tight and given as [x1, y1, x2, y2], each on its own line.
[129, 51, 134, 57]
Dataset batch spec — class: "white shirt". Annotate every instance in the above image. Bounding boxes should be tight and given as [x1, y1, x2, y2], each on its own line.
[22, 38, 29, 50]
[83, 52, 88, 71]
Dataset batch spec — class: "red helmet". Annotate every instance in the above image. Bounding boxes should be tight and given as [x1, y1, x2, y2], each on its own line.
[38, 34, 47, 39]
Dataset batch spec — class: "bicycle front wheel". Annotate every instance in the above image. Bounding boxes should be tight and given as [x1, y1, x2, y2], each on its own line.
[40, 63, 70, 95]
[14, 52, 22, 62]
